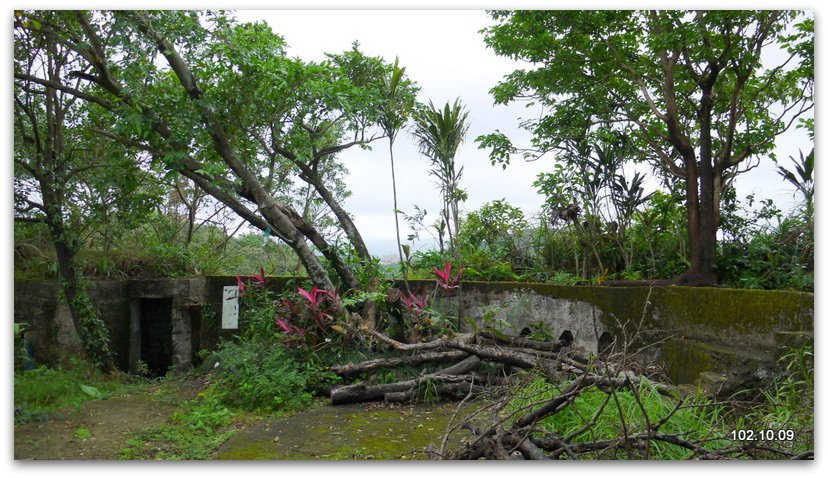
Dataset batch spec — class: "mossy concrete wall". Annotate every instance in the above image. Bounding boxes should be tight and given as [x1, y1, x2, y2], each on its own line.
[14, 280, 132, 370]
[408, 280, 812, 384]
[15, 277, 812, 384]
[15, 278, 206, 372]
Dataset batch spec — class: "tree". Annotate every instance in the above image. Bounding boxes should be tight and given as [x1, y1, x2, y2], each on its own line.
[378, 57, 419, 280]
[14, 16, 161, 367]
[14, 11, 418, 324]
[478, 10, 813, 285]
[777, 149, 814, 221]
[412, 99, 470, 253]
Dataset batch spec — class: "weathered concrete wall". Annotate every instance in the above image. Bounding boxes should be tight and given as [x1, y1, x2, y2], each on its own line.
[412, 280, 813, 384]
[200, 276, 298, 351]
[15, 277, 813, 385]
[15, 278, 207, 373]
[14, 280, 132, 370]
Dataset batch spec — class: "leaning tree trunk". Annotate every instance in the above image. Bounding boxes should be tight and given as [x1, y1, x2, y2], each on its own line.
[129, 12, 346, 299]
[296, 163, 381, 327]
[43, 193, 114, 371]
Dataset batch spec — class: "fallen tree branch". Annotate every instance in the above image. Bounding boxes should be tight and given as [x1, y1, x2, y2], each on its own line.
[331, 350, 469, 377]
[331, 355, 482, 405]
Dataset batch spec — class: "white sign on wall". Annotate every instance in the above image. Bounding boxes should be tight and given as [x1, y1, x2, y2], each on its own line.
[222, 286, 239, 329]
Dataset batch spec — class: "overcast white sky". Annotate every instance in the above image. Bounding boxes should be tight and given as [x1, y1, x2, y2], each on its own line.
[233, 9, 811, 256]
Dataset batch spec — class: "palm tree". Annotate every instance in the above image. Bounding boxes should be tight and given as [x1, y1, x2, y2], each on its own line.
[411, 99, 470, 251]
[777, 148, 814, 220]
[377, 57, 418, 279]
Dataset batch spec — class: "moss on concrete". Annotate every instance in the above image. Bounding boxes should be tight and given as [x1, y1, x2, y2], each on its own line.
[215, 401, 468, 460]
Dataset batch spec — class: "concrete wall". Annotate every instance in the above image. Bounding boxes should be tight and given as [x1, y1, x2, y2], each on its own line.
[14, 277, 813, 384]
[416, 280, 813, 384]
[14, 280, 132, 370]
[420, 280, 814, 350]
[15, 278, 206, 373]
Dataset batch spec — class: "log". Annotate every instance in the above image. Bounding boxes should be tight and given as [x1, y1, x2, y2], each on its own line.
[366, 329, 475, 352]
[331, 355, 482, 405]
[384, 379, 487, 403]
[331, 350, 469, 377]
[479, 330, 567, 353]
[369, 329, 542, 369]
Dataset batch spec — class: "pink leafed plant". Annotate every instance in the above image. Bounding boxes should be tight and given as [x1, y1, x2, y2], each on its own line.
[235, 275, 246, 294]
[280, 297, 301, 317]
[251, 266, 266, 287]
[433, 261, 464, 293]
[236, 267, 267, 295]
[400, 291, 428, 319]
[297, 285, 330, 311]
[276, 318, 305, 337]
[297, 285, 337, 334]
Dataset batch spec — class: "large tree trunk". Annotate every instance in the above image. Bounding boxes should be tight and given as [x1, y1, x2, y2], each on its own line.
[681, 78, 719, 286]
[297, 164, 371, 261]
[43, 186, 115, 371]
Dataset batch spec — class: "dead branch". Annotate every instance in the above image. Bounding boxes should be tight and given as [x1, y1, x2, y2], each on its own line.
[331, 350, 469, 377]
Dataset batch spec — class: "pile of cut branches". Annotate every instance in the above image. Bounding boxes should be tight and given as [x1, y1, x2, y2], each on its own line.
[329, 329, 601, 405]
[328, 329, 813, 460]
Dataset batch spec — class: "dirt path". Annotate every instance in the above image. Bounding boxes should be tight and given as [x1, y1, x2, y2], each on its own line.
[15, 378, 473, 461]
[14, 380, 203, 460]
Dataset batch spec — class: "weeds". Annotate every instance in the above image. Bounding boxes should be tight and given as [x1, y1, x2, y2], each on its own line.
[505, 376, 730, 459]
[14, 359, 139, 424]
[119, 396, 240, 460]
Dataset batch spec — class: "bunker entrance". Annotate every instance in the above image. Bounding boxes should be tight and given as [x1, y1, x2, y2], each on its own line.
[140, 298, 173, 377]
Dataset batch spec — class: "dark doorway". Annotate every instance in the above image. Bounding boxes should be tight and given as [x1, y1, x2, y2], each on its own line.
[140, 298, 173, 377]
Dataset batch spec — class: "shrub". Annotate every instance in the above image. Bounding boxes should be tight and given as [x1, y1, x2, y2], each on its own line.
[207, 340, 337, 413]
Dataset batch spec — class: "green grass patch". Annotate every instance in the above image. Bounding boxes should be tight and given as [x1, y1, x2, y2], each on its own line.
[14, 360, 142, 424]
[119, 395, 240, 460]
[505, 375, 732, 459]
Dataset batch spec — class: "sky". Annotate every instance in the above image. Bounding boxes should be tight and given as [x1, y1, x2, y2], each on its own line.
[232, 8, 812, 257]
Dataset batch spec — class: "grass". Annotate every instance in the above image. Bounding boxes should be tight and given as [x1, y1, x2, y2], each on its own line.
[117, 385, 314, 460]
[14, 359, 143, 424]
[503, 343, 814, 460]
[119, 396, 240, 460]
[505, 375, 732, 459]
[733, 344, 814, 456]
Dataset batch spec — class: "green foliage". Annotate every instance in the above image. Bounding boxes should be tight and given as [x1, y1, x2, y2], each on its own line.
[14, 322, 31, 372]
[68, 285, 113, 368]
[207, 340, 339, 413]
[506, 376, 730, 459]
[734, 343, 814, 455]
[14, 360, 135, 424]
[456, 199, 528, 281]
[717, 196, 813, 291]
[237, 282, 280, 343]
[412, 99, 470, 247]
[478, 10, 813, 284]
[15, 212, 306, 280]
[119, 395, 237, 460]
